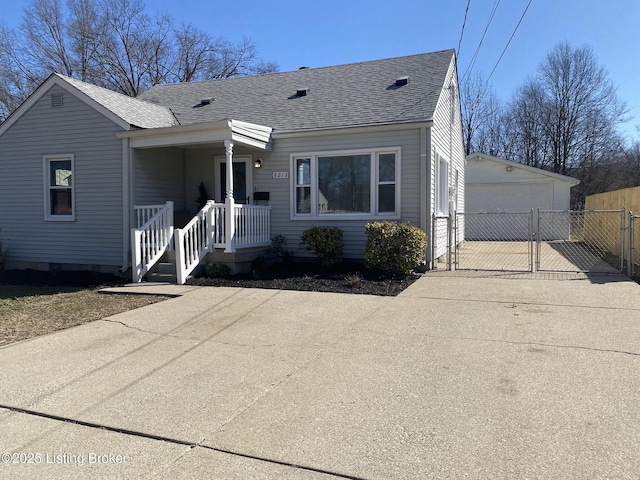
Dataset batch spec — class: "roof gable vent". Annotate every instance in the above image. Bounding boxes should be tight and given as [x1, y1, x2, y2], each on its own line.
[395, 76, 409, 87]
[51, 93, 63, 108]
[296, 87, 309, 97]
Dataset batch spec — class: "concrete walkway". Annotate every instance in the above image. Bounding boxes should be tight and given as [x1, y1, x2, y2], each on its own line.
[1, 273, 639, 479]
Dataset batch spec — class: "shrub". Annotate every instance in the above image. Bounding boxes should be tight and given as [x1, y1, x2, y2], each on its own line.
[251, 255, 268, 278]
[270, 234, 288, 257]
[364, 221, 427, 276]
[300, 226, 343, 266]
[205, 262, 230, 278]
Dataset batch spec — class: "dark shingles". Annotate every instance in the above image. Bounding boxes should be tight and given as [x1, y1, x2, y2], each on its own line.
[138, 49, 455, 131]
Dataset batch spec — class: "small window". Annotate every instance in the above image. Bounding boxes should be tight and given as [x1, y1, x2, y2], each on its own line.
[436, 153, 449, 215]
[44, 154, 74, 220]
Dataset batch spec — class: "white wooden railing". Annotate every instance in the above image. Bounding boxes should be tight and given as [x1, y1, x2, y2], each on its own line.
[131, 201, 174, 283]
[234, 204, 272, 247]
[133, 201, 272, 284]
[175, 201, 216, 285]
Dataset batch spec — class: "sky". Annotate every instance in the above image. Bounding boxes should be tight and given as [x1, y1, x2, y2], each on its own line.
[2, 0, 639, 142]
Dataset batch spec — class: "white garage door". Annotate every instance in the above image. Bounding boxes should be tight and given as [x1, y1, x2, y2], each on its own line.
[466, 182, 553, 213]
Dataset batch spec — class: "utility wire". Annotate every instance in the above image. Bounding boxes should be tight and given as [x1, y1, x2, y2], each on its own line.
[486, 0, 534, 82]
[460, 0, 501, 84]
[457, 0, 472, 57]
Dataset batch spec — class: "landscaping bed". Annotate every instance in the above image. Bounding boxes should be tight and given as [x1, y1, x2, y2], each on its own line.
[186, 261, 420, 296]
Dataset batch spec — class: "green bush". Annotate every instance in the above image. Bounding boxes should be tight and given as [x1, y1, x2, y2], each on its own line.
[300, 226, 343, 266]
[204, 262, 230, 278]
[364, 221, 427, 276]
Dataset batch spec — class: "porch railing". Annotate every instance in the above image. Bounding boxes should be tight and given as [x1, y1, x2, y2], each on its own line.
[175, 201, 217, 285]
[234, 204, 272, 248]
[131, 201, 174, 283]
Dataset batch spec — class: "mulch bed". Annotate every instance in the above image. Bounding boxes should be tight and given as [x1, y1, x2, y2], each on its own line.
[186, 261, 419, 296]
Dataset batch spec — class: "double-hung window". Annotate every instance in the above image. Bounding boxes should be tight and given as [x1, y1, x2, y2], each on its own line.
[292, 148, 400, 218]
[435, 152, 449, 215]
[44, 154, 74, 220]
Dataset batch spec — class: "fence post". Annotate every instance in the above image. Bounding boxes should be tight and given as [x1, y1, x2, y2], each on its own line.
[431, 213, 436, 270]
[447, 213, 453, 271]
[620, 209, 626, 273]
[629, 211, 635, 277]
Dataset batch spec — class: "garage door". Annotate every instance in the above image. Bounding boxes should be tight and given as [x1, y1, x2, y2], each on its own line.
[466, 182, 553, 212]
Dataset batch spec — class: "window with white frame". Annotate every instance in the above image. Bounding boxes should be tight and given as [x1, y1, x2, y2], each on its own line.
[44, 154, 74, 220]
[436, 152, 449, 215]
[292, 148, 400, 218]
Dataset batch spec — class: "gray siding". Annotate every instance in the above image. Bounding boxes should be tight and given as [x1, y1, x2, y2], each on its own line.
[134, 147, 185, 210]
[430, 57, 465, 256]
[0, 85, 124, 269]
[268, 128, 422, 259]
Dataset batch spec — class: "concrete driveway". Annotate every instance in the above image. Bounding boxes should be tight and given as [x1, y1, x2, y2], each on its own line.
[1, 273, 639, 479]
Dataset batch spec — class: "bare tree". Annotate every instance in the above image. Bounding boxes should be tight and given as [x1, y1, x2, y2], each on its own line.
[460, 71, 500, 155]
[0, 0, 279, 118]
[529, 42, 627, 174]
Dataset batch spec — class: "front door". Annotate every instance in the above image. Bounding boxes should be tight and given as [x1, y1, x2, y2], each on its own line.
[214, 155, 253, 204]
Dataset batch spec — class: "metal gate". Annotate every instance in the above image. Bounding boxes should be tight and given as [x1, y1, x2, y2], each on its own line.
[449, 210, 625, 274]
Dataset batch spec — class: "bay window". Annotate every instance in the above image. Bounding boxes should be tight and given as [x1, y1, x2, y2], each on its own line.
[292, 148, 400, 218]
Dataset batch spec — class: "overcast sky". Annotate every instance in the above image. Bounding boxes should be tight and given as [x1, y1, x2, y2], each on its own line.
[2, 0, 639, 141]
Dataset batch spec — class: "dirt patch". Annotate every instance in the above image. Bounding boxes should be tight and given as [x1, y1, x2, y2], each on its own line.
[0, 270, 170, 346]
[186, 261, 419, 296]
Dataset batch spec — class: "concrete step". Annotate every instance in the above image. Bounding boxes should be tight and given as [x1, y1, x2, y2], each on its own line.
[146, 261, 177, 283]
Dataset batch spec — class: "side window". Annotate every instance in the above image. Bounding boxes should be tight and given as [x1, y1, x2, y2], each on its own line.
[44, 154, 74, 220]
[436, 153, 449, 215]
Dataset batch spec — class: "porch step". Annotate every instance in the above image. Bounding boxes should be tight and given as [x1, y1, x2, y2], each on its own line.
[145, 261, 177, 284]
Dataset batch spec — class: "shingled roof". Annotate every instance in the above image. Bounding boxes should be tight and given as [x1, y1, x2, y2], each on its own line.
[138, 49, 455, 132]
[57, 74, 177, 129]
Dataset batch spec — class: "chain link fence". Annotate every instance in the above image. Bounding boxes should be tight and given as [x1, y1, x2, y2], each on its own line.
[537, 210, 624, 273]
[454, 212, 534, 271]
[440, 210, 626, 274]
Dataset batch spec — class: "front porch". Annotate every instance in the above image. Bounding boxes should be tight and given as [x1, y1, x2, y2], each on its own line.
[123, 119, 275, 284]
[132, 200, 271, 284]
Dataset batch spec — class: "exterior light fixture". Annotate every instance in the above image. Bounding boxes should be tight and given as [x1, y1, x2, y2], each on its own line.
[254, 158, 263, 168]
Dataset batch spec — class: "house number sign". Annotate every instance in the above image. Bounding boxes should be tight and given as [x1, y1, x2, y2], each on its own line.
[273, 172, 289, 179]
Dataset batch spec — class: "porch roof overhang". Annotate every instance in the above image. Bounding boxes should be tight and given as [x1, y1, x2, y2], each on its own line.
[116, 119, 273, 150]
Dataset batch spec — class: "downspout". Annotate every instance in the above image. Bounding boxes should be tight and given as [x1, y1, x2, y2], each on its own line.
[120, 137, 131, 273]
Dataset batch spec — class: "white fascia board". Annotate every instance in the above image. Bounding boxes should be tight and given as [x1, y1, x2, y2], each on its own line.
[467, 152, 580, 185]
[0, 74, 131, 137]
[119, 120, 232, 148]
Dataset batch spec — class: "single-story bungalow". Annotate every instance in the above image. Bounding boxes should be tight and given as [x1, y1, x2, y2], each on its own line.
[0, 49, 465, 283]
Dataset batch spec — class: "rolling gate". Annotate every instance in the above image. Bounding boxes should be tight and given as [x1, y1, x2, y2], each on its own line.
[432, 210, 635, 275]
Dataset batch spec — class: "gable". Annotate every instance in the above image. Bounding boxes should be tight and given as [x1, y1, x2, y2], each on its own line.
[466, 153, 579, 185]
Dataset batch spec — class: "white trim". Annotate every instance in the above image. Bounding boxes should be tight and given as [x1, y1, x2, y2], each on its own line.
[121, 138, 131, 272]
[289, 147, 402, 220]
[435, 150, 449, 216]
[43, 154, 75, 221]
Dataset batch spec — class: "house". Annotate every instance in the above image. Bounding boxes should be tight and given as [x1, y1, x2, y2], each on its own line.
[0, 49, 465, 283]
[465, 152, 579, 240]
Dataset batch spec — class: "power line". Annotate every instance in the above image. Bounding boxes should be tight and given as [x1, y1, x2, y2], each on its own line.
[457, 0, 472, 57]
[487, 0, 534, 82]
[460, 0, 501, 84]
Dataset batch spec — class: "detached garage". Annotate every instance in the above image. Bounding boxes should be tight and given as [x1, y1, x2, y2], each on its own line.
[465, 153, 579, 240]
[466, 153, 579, 212]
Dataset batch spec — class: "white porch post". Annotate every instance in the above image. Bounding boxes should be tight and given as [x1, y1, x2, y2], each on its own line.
[224, 139, 236, 253]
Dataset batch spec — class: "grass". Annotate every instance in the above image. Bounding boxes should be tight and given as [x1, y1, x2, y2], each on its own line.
[0, 285, 169, 347]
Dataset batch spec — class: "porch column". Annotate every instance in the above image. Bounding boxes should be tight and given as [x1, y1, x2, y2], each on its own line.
[224, 139, 236, 253]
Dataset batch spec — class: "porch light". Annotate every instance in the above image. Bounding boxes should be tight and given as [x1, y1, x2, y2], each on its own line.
[254, 158, 263, 168]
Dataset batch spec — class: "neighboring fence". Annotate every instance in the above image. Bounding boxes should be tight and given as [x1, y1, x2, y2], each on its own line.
[631, 214, 639, 277]
[586, 187, 640, 272]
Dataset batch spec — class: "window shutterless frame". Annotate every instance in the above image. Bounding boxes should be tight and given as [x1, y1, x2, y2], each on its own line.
[43, 154, 75, 221]
[290, 147, 401, 220]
